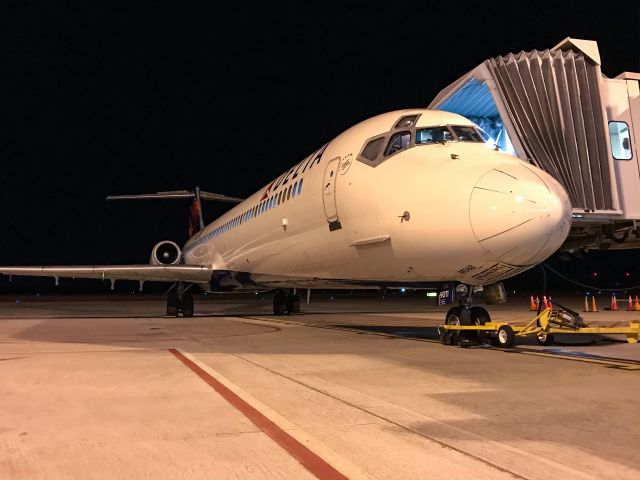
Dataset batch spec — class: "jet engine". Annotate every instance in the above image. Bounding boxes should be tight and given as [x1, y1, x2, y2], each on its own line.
[150, 240, 182, 265]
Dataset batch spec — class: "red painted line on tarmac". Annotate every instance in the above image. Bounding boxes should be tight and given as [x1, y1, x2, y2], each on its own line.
[168, 349, 349, 480]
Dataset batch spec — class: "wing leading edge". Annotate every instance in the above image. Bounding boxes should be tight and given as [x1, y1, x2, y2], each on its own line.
[0, 265, 213, 284]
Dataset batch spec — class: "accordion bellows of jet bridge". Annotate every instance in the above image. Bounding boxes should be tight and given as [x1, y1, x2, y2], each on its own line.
[429, 37, 640, 251]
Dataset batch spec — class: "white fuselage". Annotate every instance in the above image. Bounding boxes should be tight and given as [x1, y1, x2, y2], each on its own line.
[183, 109, 572, 289]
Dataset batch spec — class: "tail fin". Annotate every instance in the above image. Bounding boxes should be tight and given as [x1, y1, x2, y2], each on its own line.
[188, 187, 204, 238]
[107, 187, 244, 239]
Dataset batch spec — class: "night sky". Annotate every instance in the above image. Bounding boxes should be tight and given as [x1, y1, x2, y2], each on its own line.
[1, 2, 639, 293]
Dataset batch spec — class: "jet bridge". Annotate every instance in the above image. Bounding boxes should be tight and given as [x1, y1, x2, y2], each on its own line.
[429, 38, 640, 250]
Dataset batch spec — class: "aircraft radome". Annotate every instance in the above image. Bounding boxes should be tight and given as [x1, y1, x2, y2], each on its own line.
[0, 109, 572, 324]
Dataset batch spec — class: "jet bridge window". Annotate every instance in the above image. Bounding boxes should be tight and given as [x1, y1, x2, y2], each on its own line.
[609, 121, 633, 160]
[385, 131, 411, 156]
[416, 126, 453, 144]
[451, 126, 483, 142]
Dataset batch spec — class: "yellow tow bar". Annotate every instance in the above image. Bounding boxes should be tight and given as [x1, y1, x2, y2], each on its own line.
[439, 308, 640, 348]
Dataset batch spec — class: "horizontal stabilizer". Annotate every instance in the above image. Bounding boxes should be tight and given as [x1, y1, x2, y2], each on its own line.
[0, 265, 214, 284]
[106, 190, 243, 203]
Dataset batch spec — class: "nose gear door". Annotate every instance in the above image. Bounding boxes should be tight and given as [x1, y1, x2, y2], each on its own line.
[322, 157, 341, 230]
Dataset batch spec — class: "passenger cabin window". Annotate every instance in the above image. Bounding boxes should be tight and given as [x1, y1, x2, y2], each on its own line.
[385, 131, 411, 156]
[609, 121, 632, 160]
[416, 126, 453, 144]
[361, 137, 385, 161]
[395, 115, 419, 129]
[451, 126, 483, 142]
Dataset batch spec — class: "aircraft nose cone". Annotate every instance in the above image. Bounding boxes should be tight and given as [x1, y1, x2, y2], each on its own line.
[470, 163, 571, 266]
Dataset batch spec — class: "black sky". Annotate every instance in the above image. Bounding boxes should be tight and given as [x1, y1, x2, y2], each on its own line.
[1, 1, 639, 291]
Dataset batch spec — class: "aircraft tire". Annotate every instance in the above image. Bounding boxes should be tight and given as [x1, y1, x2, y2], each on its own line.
[182, 293, 194, 317]
[470, 306, 490, 325]
[273, 290, 288, 315]
[167, 293, 179, 317]
[287, 294, 300, 314]
[445, 307, 462, 324]
[445, 307, 462, 344]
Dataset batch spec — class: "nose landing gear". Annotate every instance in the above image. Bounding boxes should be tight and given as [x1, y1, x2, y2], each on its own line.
[273, 289, 301, 315]
[440, 305, 491, 345]
[439, 285, 491, 346]
[166, 282, 194, 317]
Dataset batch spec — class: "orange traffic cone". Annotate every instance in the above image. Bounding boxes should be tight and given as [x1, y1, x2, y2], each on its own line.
[529, 295, 537, 311]
[591, 295, 598, 312]
[628, 295, 634, 311]
[611, 293, 618, 311]
[542, 295, 549, 309]
[634, 295, 640, 311]
[584, 295, 590, 312]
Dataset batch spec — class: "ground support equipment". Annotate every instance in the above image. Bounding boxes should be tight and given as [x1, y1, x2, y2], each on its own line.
[439, 306, 640, 348]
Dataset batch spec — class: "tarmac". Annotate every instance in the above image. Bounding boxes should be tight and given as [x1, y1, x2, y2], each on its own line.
[0, 292, 639, 479]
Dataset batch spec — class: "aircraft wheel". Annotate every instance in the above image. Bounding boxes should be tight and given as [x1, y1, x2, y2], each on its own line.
[167, 292, 179, 317]
[273, 290, 288, 315]
[445, 307, 462, 345]
[537, 332, 554, 346]
[445, 307, 462, 325]
[470, 306, 491, 325]
[182, 293, 194, 317]
[287, 294, 300, 314]
[496, 325, 515, 348]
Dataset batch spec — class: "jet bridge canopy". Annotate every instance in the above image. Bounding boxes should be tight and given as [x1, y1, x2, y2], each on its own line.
[430, 38, 640, 250]
[429, 38, 640, 221]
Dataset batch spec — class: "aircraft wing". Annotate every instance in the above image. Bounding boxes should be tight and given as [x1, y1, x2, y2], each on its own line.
[0, 265, 213, 283]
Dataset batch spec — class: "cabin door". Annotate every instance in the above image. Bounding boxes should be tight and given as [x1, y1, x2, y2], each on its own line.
[322, 157, 341, 227]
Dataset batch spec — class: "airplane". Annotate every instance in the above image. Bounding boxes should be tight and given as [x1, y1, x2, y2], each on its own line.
[0, 109, 572, 327]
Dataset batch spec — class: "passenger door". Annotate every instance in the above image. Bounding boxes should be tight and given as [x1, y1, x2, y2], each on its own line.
[322, 157, 341, 229]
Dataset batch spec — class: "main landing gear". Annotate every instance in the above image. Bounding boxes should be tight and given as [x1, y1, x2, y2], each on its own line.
[166, 282, 194, 317]
[273, 289, 301, 315]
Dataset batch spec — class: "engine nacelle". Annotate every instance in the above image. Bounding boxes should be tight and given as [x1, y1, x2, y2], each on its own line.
[150, 240, 182, 265]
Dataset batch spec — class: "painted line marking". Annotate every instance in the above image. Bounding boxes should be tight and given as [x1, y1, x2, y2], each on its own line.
[168, 348, 350, 480]
[508, 349, 640, 369]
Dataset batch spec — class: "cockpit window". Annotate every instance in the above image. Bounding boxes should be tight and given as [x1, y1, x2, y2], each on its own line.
[385, 131, 411, 156]
[394, 115, 419, 129]
[451, 126, 483, 142]
[416, 126, 453, 144]
[361, 137, 385, 161]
